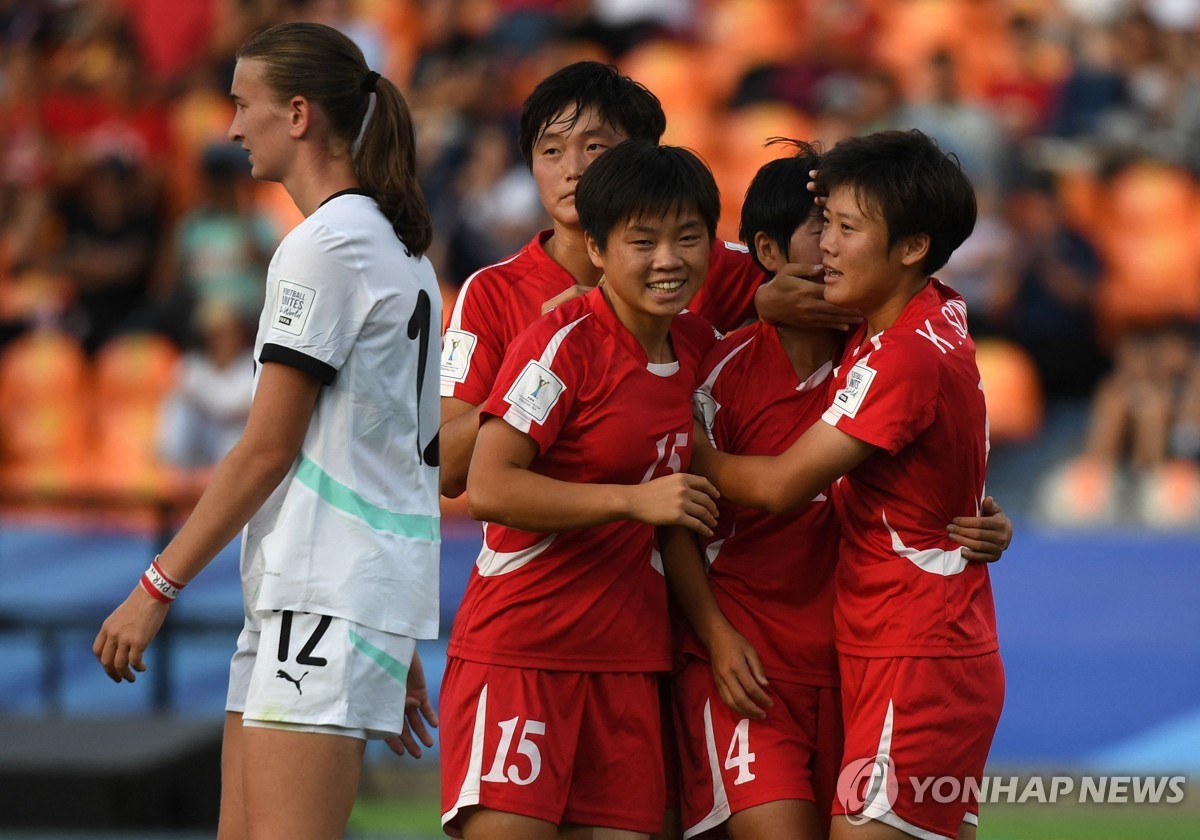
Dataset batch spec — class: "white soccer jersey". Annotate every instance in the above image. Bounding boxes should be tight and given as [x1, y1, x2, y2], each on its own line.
[241, 190, 441, 637]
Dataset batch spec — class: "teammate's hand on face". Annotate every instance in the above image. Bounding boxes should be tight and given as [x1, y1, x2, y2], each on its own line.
[756, 264, 863, 331]
[540, 284, 591, 315]
[632, 473, 719, 537]
[708, 623, 772, 719]
[93, 585, 170, 683]
[948, 495, 1013, 563]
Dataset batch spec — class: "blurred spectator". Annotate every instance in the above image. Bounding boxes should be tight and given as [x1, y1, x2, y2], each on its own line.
[156, 298, 254, 471]
[1174, 350, 1200, 460]
[1041, 324, 1200, 527]
[39, 14, 173, 189]
[157, 142, 276, 343]
[893, 49, 1012, 193]
[935, 188, 1015, 338]
[1084, 325, 1194, 473]
[1047, 21, 1129, 140]
[288, 0, 388, 72]
[120, 0, 219, 92]
[998, 174, 1107, 399]
[2, 0, 1200, 527]
[440, 122, 545, 288]
[0, 44, 52, 276]
[48, 153, 163, 354]
[981, 11, 1066, 141]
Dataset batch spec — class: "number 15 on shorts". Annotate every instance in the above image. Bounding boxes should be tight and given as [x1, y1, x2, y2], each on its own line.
[482, 713, 546, 786]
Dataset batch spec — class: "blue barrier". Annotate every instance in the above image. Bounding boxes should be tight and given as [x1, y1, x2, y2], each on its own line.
[3, 516, 1197, 771]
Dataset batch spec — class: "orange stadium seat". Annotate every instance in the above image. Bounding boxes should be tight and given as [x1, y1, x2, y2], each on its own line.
[975, 337, 1044, 443]
[711, 103, 814, 242]
[0, 330, 91, 498]
[618, 39, 720, 163]
[700, 0, 805, 102]
[1093, 161, 1200, 338]
[89, 333, 182, 500]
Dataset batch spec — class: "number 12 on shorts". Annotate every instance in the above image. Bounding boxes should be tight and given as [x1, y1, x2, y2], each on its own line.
[276, 610, 331, 667]
[481, 716, 546, 786]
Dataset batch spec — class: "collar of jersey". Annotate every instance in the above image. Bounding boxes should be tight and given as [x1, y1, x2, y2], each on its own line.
[318, 187, 373, 207]
[844, 277, 962, 354]
[582, 284, 663, 368]
[529, 228, 582, 290]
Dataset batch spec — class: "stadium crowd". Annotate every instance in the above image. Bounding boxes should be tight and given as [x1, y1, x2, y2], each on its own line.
[1, 0, 1200, 524]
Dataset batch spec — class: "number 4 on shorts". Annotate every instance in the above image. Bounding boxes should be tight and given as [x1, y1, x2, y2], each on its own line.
[725, 719, 757, 785]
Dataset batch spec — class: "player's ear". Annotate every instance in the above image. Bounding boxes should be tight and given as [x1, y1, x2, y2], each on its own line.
[288, 95, 310, 138]
[753, 231, 782, 272]
[584, 232, 605, 270]
[898, 232, 930, 268]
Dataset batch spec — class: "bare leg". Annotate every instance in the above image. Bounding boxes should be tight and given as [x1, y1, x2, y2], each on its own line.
[463, 806, 558, 840]
[1083, 377, 1130, 462]
[652, 807, 682, 840]
[829, 815, 916, 840]
[830, 814, 973, 840]
[240, 725, 365, 840]
[728, 799, 823, 840]
[217, 711, 247, 840]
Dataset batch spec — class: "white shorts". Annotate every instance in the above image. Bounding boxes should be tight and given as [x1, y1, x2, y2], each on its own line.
[226, 609, 416, 740]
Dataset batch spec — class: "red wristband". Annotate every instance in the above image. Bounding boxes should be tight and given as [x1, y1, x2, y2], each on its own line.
[140, 555, 184, 603]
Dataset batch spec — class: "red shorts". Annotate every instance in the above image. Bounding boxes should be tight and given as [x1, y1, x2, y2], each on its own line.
[439, 657, 666, 835]
[660, 673, 681, 811]
[673, 656, 843, 838]
[833, 652, 1005, 840]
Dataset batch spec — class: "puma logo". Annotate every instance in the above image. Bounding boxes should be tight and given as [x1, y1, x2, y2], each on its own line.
[276, 669, 309, 695]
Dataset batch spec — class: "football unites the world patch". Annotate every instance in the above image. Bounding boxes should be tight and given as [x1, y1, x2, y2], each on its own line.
[505, 360, 565, 424]
[274, 280, 317, 336]
[441, 329, 477, 383]
[830, 360, 877, 419]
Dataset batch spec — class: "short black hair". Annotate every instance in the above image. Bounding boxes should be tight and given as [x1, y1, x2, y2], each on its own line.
[518, 61, 666, 170]
[815, 129, 976, 275]
[739, 138, 823, 274]
[576, 139, 719, 252]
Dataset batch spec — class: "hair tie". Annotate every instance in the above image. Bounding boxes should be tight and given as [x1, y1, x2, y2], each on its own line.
[360, 70, 380, 94]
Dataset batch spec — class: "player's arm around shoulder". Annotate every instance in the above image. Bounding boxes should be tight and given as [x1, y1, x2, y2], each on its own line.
[693, 412, 874, 515]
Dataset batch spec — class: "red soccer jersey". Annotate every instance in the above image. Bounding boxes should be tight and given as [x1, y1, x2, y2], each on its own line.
[821, 280, 998, 658]
[689, 239, 763, 333]
[440, 232, 761, 406]
[441, 230, 577, 406]
[448, 288, 719, 672]
[685, 321, 840, 686]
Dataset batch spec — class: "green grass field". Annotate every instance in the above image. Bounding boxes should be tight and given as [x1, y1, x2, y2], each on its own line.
[348, 767, 1200, 839]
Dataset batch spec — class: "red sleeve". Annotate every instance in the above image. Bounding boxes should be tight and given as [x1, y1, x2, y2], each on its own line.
[823, 338, 938, 455]
[480, 313, 586, 455]
[440, 273, 512, 406]
[690, 241, 765, 333]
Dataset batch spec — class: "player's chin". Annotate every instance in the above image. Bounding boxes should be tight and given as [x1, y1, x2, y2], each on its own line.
[644, 295, 693, 320]
[553, 205, 580, 228]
